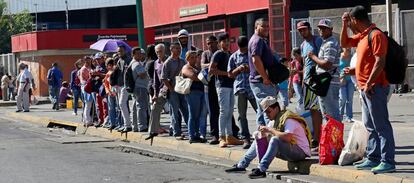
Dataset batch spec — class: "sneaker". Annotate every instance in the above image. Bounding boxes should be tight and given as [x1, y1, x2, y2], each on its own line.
[209, 136, 219, 145]
[15, 110, 22, 113]
[219, 137, 228, 148]
[371, 162, 396, 174]
[122, 127, 132, 133]
[225, 164, 246, 173]
[355, 159, 380, 170]
[226, 136, 243, 146]
[248, 168, 266, 179]
[72, 112, 77, 116]
[311, 139, 319, 148]
[242, 139, 251, 149]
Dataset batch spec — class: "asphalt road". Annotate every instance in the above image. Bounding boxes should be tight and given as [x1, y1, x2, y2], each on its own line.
[0, 117, 282, 183]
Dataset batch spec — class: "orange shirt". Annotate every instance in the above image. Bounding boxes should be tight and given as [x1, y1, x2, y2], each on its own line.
[349, 24, 388, 89]
[103, 71, 112, 94]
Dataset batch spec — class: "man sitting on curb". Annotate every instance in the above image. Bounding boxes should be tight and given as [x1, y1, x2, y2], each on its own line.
[225, 96, 312, 179]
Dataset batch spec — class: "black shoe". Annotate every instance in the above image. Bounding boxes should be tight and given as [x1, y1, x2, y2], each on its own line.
[200, 138, 208, 143]
[242, 139, 251, 149]
[23, 110, 30, 112]
[189, 138, 201, 144]
[145, 133, 158, 140]
[311, 139, 319, 148]
[248, 168, 266, 179]
[122, 127, 132, 133]
[15, 110, 22, 113]
[209, 136, 219, 145]
[133, 129, 139, 132]
[117, 127, 125, 132]
[225, 164, 246, 173]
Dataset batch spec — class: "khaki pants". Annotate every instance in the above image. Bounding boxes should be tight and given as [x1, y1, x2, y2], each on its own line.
[16, 83, 29, 111]
[1, 86, 8, 101]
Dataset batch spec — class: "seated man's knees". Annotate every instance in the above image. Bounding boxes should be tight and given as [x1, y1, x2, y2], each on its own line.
[270, 136, 281, 144]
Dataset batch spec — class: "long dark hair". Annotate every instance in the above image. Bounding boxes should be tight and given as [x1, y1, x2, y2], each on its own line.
[146, 45, 157, 61]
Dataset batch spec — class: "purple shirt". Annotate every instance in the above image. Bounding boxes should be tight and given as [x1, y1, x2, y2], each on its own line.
[248, 33, 275, 83]
[153, 58, 166, 97]
[59, 87, 71, 103]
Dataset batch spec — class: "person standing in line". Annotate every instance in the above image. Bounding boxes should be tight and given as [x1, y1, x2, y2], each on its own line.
[103, 58, 119, 130]
[338, 48, 355, 123]
[177, 29, 197, 60]
[16, 63, 31, 112]
[79, 56, 94, 126]
[228, 36, 258, 149]
[290, 47, 304, 106]
[115, 45, 133, 132]
[161, 42, 189, 139]
[182, 51, 208, 143]
[297, 20, 323, 149]
[146, 43, 169, 139]
[308, 19, 342, 122]
[248, 18, 279, 127]
[210, 33, 243, 148]
[341, 5, 396, 174]
[70, 60, 82, 115]
[1, 73, 11, 101]
[130, 47, 149, 132]
[47, 62, 63, 111]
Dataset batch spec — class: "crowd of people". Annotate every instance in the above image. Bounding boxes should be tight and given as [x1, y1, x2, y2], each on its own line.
[26, 5, 394, 179]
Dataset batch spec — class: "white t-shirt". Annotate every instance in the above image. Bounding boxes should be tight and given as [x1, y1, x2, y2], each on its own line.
[350, 53, 357, 86]
[284, 119, 311, 157]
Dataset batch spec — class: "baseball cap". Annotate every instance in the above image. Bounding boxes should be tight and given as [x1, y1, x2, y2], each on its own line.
[297, 21, 311, 30]
[317, 19, 333, 29]
[94, 52, 104, 59]
[260, 96, 278, 113]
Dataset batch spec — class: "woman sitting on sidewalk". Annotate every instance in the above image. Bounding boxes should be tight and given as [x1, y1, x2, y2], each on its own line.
[225, 96, 312, 179]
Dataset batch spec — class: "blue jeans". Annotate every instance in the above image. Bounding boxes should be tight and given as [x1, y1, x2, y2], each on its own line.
[237, 136, 307, 171]
[49, 86, 60, 109]
[72, 88, 81, 114]
[293, 83, 303, 105]
[361, 85, 395, 165]
[186, 90, 208, 139]
[132, 88, 149, 131]
[339, 80, 355, 120]
[278, 89, 289, 108]
[168, 91, 189, 136]
[250, 82, 278, 126]
[107, 95, 118, 128]
[318, 84, 341, 122]
[216, 87, 235, 137]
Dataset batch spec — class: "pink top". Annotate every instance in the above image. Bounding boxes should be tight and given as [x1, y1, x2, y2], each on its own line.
[290, 59, 303, 84]
[79, 66, 91, 85]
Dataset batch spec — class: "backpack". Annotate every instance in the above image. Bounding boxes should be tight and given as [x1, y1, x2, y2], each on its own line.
[124, 63, 135, 93]
[368, 28, 408, 84]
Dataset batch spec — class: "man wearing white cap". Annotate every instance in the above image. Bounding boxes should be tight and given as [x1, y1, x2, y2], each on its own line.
[225, 96, 311, 179]
[177, 29, 197, 60]
[307, 19, 341, 122]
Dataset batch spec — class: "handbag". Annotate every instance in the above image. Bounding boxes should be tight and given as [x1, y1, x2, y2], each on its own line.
[174, 72, 192, 95]
[267, 61, 290, 85]
[304, 67, 336, 97]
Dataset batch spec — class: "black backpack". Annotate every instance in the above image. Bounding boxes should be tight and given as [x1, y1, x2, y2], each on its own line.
[266, 58, 290, 85]
[368, 28, 408, 84]
[109, 67, 120, 86]
[124, 63, 135, 93]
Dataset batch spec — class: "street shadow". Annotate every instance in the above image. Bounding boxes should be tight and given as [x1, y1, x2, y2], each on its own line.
[395, 150, 414, 155]
[396, 146, 414, 150]
[395, 169, 414, 173]
[396, 162, 414, 166]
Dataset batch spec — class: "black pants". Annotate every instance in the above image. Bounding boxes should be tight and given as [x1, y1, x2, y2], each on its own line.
[207, 79, 239, 138]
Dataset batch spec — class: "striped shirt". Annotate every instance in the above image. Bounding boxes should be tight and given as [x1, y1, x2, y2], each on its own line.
[317, 36, 341, 85]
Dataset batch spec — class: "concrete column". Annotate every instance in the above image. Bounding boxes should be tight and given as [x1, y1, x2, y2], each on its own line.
[247, 13, 255, 38]
[100, 8, 108, 29]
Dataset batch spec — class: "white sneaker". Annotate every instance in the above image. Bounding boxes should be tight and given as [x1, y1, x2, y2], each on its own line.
[72, 112, 77, 116]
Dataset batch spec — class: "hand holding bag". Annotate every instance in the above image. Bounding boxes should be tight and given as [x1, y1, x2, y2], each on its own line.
[174, 72, 192, 95]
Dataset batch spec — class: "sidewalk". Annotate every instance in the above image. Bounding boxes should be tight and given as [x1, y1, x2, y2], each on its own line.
[2, 93, 414, 183]
[0, 97, 50, 107]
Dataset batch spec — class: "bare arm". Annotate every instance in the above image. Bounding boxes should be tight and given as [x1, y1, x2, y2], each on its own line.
[209, 62, 230, 76]
[182, 65, 199, 81]
[366, 55, 386, 88]
[340, 12, 353, 48]
[162, 79, 174, 92]
[252, 55, 271, 85]
[260, 126, 293, 142]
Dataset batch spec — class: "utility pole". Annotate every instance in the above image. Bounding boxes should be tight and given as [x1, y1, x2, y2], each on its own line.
[34, 3, 38, 31]
[135, 0, 146, 49]
[386, 0, 393, 38]
[65, 0, 69, 30]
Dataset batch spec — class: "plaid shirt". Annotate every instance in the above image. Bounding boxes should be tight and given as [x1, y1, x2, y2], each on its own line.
[228, 50, 253, 96]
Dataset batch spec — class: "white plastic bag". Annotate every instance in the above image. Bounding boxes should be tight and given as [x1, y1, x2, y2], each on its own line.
[338, 120, 369, 166]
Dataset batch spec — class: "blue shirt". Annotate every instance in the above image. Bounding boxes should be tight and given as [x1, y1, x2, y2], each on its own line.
[181, 47, 188, 60]
[339, 58, 351, 81]
[301, 36, 323, 80]
[228, 50, 252, 95]
[47, 66, 63, 88]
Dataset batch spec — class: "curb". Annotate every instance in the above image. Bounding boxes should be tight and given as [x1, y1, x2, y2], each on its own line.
[5, 112, 413, 183]
[0, 99, 50, 107]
